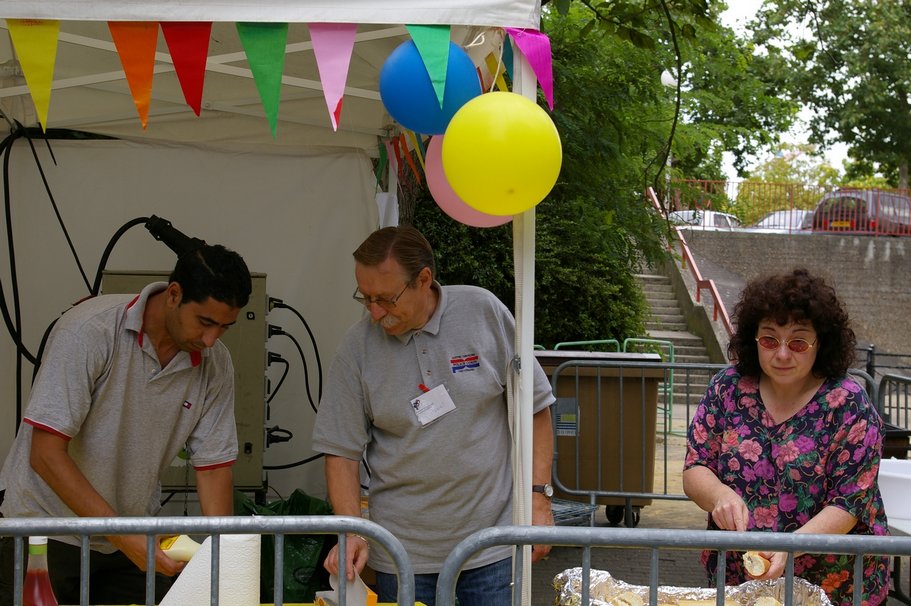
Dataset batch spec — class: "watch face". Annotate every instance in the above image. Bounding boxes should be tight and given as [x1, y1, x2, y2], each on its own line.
[543, 484, 554, 497]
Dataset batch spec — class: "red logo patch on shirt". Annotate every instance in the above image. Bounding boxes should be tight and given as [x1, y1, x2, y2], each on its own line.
[182, 400, 193, 409]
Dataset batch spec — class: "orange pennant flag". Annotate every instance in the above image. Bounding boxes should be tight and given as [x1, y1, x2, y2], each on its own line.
[6, 19, 60, 131]
[161, 22, 212, 116]
[399, 133, 422, 185]
[108, 22, 159, 129]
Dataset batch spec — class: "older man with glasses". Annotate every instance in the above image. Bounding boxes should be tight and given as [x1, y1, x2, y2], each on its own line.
[312, 226, 555, 606]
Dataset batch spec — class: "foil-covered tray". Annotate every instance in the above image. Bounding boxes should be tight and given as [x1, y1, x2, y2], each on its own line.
[553, 567, 833, 606]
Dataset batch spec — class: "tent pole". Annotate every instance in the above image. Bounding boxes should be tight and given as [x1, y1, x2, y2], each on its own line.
[512, 48, 537, 606]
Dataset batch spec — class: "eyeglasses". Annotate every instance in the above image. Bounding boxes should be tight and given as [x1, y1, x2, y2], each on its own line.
[755, 335, 818, 353]
[352, 282, 410, 309]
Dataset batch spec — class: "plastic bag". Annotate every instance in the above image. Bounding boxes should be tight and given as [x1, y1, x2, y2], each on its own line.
[234, 488, 333, 602]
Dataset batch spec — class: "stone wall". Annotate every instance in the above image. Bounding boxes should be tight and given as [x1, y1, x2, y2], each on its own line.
[678, 230, 911, 354]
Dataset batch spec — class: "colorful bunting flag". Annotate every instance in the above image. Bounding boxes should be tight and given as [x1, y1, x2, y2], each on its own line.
[236, 22, 288, 138]
[6, 19, 60, 130]
[504, 28, 553, 110]
[108, 22, 159, 129]
[309, 23, 357, 132]
[161, 21, 212, 116]
[484, 53, 509, 92]
[405, 24, 451, 109]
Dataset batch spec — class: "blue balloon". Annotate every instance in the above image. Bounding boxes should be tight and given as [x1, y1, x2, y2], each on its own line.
[379, 40, 481, 135]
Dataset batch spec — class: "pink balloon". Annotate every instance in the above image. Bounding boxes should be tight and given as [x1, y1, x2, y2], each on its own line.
[425, 135, 512, 228]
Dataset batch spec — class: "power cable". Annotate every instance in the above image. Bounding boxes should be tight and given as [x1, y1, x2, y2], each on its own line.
[269, 298, 323, 402]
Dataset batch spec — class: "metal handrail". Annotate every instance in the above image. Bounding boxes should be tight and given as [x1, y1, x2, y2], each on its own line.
[646, 187, 734, 336]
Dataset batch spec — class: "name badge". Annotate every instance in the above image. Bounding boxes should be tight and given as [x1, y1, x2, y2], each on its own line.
[410, 384, 456, 427]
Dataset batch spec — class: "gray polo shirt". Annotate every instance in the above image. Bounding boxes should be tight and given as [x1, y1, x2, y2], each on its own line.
[312, 283, 554, 573]
[0, 282, 237, 551]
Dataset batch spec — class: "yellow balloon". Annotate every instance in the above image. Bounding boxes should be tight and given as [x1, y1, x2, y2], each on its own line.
[441, 91, 562, 216]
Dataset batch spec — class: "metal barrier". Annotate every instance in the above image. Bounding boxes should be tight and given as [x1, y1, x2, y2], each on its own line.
[879, 373, 911, 429]
[547, 359, 726, 529]
[0, 515, 415, 606]
[435, 525, 911, 606]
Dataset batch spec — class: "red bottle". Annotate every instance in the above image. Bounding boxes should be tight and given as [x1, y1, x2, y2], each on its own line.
[23, 536, 59, 606]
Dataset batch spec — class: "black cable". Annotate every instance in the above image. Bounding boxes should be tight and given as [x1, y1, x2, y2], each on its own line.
[270, 299, 323, 402]
[268, 326, 317, 414]
[263, 452, 323, 470]
[266, 353, 289, 421]
[89, 217, 150, 296]
[22, 130, 91, 292]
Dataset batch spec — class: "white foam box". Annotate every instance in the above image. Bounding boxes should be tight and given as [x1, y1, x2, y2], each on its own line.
[879, 458, 911, 525]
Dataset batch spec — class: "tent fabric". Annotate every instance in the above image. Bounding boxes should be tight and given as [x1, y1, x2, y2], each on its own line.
[0, 1, 541, 29]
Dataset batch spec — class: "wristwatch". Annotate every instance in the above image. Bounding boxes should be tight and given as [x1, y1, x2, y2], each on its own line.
[532, 483, 554, 498]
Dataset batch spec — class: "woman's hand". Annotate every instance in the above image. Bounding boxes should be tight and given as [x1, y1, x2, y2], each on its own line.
[746, 550, 786, 581]
[709, 489, 750, 532]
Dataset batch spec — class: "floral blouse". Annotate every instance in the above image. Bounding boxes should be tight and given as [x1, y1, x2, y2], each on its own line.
[684, 368, 891, 606]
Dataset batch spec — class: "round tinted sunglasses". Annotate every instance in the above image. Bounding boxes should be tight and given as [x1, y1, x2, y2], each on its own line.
[755, 335, 818, 353]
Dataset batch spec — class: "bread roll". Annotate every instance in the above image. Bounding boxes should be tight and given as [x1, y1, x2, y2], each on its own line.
[742, 551, 771, 576]
[610, 591, 645, 606]
[160, 534, 201, 562]
[753, 597, 782, 606]
[677, 599, 739, 606]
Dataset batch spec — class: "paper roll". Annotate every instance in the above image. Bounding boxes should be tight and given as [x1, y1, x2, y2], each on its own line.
[160, 534, 261, 606]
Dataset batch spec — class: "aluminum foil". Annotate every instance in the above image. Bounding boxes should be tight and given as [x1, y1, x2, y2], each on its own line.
[553, 567, 833, 606]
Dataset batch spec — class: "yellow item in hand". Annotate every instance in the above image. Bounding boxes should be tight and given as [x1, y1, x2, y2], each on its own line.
[160, 534, 201, 561]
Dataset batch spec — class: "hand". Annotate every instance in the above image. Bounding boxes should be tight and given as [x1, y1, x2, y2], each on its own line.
[531, 493, 554, 562]
[323, 535, 370, 581]
[709, 490, 750, 532]
[107, 534, 185, 577]
[748, 550, 786, 581]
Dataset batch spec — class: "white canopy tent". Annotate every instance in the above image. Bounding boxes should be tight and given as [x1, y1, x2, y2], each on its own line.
[0, 1, 544, 598]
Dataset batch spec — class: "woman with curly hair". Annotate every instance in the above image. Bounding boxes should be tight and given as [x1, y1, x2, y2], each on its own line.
[682, 268, 890, 606]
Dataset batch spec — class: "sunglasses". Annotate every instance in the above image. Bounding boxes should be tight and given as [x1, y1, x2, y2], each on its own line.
[755, 335, 818, 353]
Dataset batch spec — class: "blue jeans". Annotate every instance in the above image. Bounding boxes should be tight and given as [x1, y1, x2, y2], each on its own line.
[375, 557, 513, 606]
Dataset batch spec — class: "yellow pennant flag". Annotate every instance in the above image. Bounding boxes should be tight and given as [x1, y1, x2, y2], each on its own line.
[484, 53, 509, 92]
[7, 19, 60, 131]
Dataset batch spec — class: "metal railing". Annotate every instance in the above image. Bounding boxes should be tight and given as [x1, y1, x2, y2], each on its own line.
[435, 525, 911, 606]
[0, 515, 414, 606]
[647, 187, 734, 336]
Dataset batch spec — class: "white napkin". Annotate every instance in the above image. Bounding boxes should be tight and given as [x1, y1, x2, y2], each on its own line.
[314, 573, 377, 606]
[160, 534, 261, 606]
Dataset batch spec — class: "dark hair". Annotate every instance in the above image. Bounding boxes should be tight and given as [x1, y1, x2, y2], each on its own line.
[728, 268, 855, 379]
[169, 244, 252, 309]
[353, 226, 435, 281]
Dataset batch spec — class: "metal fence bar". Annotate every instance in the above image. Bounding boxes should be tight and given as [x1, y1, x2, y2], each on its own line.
[0, 515, 415, 606]
[435, 525, 911, 606]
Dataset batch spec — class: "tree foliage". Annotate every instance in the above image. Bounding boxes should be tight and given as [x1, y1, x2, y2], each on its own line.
[749, 0, 911, 187]
[405, 0, 803, 347]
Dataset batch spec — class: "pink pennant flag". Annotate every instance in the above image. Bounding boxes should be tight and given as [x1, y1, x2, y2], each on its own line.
[6, 19, 60, 130]
[504, 28, 554, 110]
[161, 22, 212, 116]
[308, 23, 357, 131]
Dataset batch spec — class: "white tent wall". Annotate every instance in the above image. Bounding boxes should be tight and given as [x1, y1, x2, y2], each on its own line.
[0, 136, 379, 501]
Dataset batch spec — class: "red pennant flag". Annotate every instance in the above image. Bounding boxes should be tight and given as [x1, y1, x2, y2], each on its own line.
[161, 22, 212, 116]
[108, 22, 159, 129]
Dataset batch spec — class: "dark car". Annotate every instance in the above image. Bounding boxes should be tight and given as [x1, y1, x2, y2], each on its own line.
[812, 189, 911, 235]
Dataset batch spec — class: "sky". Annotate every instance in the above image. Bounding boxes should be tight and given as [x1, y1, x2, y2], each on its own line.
[717, 2, 849, 180]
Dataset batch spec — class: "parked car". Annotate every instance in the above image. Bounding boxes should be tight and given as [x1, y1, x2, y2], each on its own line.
[812, 189, 911, 235]
[751, 209, 814, 233]
[668, 209, 741, 230]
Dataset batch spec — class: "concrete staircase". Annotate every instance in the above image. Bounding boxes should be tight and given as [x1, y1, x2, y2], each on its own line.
[634, 272, 720, 427]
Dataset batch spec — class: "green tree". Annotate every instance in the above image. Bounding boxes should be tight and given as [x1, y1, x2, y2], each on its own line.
[750, 0, 911, 188]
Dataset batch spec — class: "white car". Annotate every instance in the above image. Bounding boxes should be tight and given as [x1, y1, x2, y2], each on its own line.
[752, 209, 814, 232]
[668, 209, 742, 230]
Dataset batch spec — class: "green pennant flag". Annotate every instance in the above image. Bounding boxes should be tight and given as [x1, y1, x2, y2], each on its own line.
[406, 24, 451, 109]
[236, 22, 288, 138]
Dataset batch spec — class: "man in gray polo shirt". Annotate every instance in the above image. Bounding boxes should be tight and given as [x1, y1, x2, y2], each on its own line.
[312, 226, 555, 606]
[0, 243, 251, 606]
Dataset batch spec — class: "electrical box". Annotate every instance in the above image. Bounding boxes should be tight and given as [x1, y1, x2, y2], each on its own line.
[102, 270, 267, 492]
